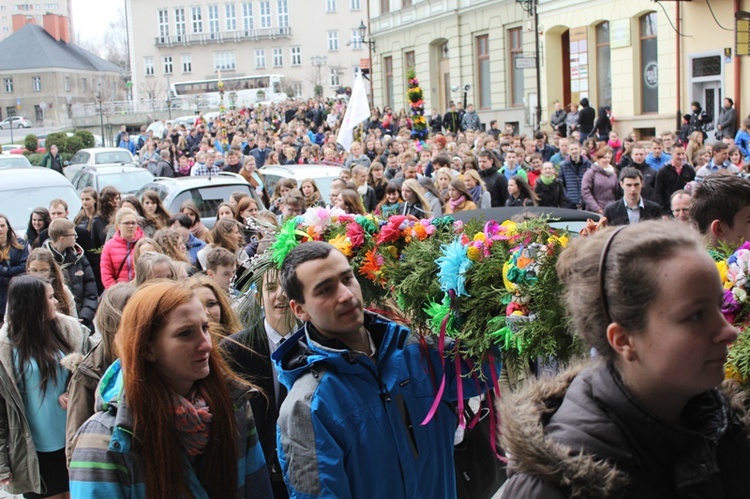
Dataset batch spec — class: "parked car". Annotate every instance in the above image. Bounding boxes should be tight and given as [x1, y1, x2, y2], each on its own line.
[0, 167, 81, 236]
[0, 155, 32, 168]
[1, 144, 23, 155]
[9, 137, 45, 155]
[136, 172, 265, 229]
[70, 165, 155, 195]
[171, 115, 198, 129]
[64, 147, 136, 181]
[449, 206, 602, 234]
[0, 116, 32, 129]
[260, 164, 343, 204]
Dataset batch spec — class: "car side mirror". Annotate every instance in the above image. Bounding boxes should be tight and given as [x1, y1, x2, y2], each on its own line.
[63, 161, 69, 166]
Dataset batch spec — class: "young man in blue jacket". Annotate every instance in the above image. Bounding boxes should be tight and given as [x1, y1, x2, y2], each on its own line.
[273, 242, 497, 499]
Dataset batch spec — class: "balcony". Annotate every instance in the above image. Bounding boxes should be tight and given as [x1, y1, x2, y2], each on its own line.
[155, 27, 291, 47]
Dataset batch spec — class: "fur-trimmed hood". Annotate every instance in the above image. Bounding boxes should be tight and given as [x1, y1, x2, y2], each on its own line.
[499, 361, 750, 499]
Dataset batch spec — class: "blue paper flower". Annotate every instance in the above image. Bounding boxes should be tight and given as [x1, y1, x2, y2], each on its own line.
[436, 238, 473, 297]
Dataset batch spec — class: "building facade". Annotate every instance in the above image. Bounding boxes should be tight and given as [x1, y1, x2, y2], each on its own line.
[127, 0, 368, 111]
[0, 0, 73, 41]
[370, 0, 750, 138]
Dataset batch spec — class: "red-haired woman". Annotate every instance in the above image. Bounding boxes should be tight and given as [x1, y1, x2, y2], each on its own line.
[69, 280, 272, 497]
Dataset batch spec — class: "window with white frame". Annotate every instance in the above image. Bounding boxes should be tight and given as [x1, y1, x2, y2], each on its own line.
[81, 78, 87, 92]
[326, 0, 336, 12]
[64, 76, 70, 92]
[259, 1, 270, 28]
[207, 5, 219, 37]
[32, 76, 41, 91]
[255, 49, 266, 68]
[226, 3, 236, 31]
[277, 0, 288, 28]
[350, 0, 360, 9]
[293, 81, 302, 98]
[214, 51, 236, 70]
[290, 46, 301, 66]
[144, 56, 154, 76]
[242, 2, 253, 33]
[191, 7, 202, 33]
[158, 9, 169, 41]
[182, 54, 192, 73]
[350, 29, 362, 50]
[327, 30, 339, 51]
[329, 68, 341, 87]
[175, 8, 186, 40]
[163, 55, 173, 74]
[273, 47, 283, 67]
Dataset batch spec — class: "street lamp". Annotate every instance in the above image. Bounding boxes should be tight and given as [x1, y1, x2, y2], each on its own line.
[515, 0, 542, 131]
[310, 55, 327, 97]
[95, 90, 105, 148]
[356, 20, 376, 104]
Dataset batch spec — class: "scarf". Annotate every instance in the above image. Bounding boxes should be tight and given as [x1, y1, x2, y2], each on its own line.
[190, 221, 208, 240]
[600, 165, 615, 176]
[449, 195, 467, 211]
[174, 390, 213, 457]
[468, 185, 482, 204]
[539, 174, 555, 185]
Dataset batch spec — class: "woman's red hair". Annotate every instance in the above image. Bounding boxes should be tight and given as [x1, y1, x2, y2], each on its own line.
[115, 280, 241, 498]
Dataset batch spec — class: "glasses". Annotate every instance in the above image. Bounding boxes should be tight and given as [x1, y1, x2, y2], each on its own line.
[120, 221, 138, 226]
[64, 233, 77, 238]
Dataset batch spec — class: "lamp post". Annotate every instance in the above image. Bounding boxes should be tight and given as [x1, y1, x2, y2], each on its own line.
[95, 90, 105, 147]
[310, 55, 327, 98]
[357, 20, 376, 104]
[515, 0, 542, 131]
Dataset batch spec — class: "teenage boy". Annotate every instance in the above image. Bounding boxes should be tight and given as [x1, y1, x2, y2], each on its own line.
[602, 168, 662, 226]
[205, 247, 237, 292]
[690, 173, 750, 248]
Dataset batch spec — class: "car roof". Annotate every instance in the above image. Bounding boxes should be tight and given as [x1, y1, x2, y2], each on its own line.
[0, 166, 77, 187]
[80, 164, 147, 173]
[260, 164, 343, 179]
[143, 171, 249, 189]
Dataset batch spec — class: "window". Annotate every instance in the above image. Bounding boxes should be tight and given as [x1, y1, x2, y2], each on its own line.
[350, 0, 360, 9]
[277, 0, 288, 28]
[32, 76, 41, 92]
[259, 1, 270, 28]
[404, 50, 415, 72]
[175, 8, 186, 41]
[191, 6, 202, 33]
[272, 47, 283, 67]
[64, 76, 70, 92]
[226, 3, 236, 31]
[214, 51, 236, 70]
[293, 81, 302, 98]
[330, 68, 340, 87]
[384, 56, 393, 109]
[255, 48, 266, 69]
[380, 0, 389, 14]
[640, 12, 658, 113]
[81, 78, 87, 92]
[596, 22, 611, 109]
[403, 0, 412, 6]
[509, 27, 523, 107]
[208, 5, 219, 37]
[291, 46, 301, 65]
[3, 78, 12, 93]
[242, 2, 253, 33]
[144, 56, 154, 76]
[326, 0, 336, 12]
[181, 54, 192, 73]
[327, 30, 339, 51]
[5, 107, 14, 119]
[158, 9, 169, 42]
[163, 55, 173, 74]
[476, 35, 490, 109]
[351, 29, 362, 50]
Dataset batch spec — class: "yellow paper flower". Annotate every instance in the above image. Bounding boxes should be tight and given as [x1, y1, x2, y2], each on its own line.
[716, 261, 729, 287]
[548, 235, 570, 248]
[501, 220, 518, 236]
[467, 246, 481, 262]
[502, 261, 516, 291]
[329, 235, 353, 257]
[473, 232, 486, 242]
[385, 245, 399, 258]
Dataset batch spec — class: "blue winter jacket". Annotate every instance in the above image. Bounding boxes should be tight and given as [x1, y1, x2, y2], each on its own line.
[273, 312, 498, 499]
[0, 241, 28, 320]
[68, 360, 272, 498]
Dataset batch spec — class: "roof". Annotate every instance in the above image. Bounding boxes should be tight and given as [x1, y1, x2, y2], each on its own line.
[0, 24, 122, 72]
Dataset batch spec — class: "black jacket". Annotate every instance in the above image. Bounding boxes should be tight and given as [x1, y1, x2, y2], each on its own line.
[428, 114, 443, 133]
[578, 105, 596, 136]
[478, 166, 509, 207]
[443, 111, 461, 134]
[602, 198, 663, 226]
[654, 163, 696, 213]
[534, 178, 568, 208]
[43, 241, 98, 326]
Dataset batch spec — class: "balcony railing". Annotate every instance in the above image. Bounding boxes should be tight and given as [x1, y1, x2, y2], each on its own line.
[155, 27, 291, 47]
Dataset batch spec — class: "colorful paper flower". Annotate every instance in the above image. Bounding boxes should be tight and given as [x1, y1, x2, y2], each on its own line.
[346, 222, 366, 250]
[436, 239, 473, 297]
[329, 234, 353, 257]
[359, 249, 385, 284]
[271, 219, 306, 268]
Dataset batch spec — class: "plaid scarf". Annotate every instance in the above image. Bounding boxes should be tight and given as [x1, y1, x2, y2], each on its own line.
[174, 390, 213, 456]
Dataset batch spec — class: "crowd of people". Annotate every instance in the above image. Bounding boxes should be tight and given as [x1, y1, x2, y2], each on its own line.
[1, 93, 750, 498]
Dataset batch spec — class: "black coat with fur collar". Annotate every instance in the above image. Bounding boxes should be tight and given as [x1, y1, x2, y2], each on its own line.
[500, 362, 750, 498]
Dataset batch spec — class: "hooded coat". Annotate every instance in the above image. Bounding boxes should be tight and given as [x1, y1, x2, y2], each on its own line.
[500, 362, 750, 498]
[42, 240, 98, 325]
[100, 227, 144, 289]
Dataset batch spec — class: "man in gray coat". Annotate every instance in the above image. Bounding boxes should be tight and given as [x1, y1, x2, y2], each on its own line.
[717, 98, 737, 140]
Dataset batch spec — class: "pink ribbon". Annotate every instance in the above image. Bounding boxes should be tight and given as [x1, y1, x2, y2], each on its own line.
[420, 311, 449, 426]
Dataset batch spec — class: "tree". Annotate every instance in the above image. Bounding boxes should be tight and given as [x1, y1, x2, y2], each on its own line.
[101, 8, 130, 71]
[24, 134, 38, 153]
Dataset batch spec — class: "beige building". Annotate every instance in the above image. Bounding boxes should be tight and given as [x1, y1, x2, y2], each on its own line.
[126, 0, 368, 111]
[0, 0, 73, 41]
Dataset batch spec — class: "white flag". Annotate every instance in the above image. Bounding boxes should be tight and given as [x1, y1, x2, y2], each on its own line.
[336, 71, 371, 153]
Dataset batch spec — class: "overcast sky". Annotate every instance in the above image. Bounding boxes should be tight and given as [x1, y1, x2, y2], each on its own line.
[72, 0, 120, 47]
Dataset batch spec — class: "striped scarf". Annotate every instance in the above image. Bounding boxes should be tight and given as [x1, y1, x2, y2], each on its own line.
[174, 390, 213, 456]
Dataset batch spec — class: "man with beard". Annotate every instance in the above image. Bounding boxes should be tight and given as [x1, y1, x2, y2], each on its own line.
[272, 242, 497, 499]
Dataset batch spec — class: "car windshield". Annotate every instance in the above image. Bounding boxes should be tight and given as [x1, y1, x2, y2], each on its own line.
[0, 156, 31, 167]
[99, 170, 155, 193]
[5, 186, 81, 234]
[94, 151, 133, 164]
[170, 185, 255, 220]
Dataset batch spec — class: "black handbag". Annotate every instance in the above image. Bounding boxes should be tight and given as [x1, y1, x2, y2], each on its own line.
[454, 395, 507, 499]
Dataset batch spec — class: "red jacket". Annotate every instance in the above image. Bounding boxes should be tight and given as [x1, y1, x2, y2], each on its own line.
[100, 227, 143, 289]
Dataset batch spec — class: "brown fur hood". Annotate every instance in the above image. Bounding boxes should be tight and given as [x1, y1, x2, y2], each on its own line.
[498, 361, 750, 498]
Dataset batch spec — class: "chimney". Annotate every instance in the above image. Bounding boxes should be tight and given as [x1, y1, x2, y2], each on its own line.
[58, 15, 70, 44]
[43, 14, 60, 41]
[12, 14, 35, 32]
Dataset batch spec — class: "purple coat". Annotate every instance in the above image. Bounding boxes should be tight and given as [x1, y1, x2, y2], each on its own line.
[581, 164, 619, 213]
